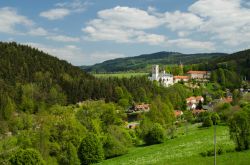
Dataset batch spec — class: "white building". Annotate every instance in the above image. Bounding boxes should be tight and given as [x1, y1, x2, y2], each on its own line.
[149, 65, 174, 87]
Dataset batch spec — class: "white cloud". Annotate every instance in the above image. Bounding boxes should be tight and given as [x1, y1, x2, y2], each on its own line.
[187, 0, 250, 46]
[83, 24, 166, 45]
[164, 11, 203, 31]
[55, 0, 91, 13]
[0, 7, 80, 43]
[46, 35, 80, 42]
[0, 7, 34, 34]
[167, 38, 215, 51]
[40, 0, 90, 20]
[83, 6, 166, 45]
[40, 8, 70, 20]
[28, 27, 48, 36]
[25, 42, 85, 65]
[89, 52, 125, 63]
[24, 42, 125, 65]
[97, 6, 162, 29]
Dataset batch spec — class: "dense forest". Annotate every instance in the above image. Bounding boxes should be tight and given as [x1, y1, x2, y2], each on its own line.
[81, 51, 227, 73]
[0, 42, 173, 105]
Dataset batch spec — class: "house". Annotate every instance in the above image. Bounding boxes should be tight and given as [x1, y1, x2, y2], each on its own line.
[127, 103, 150, 113]
[186, 96, 204, 104]
[187, 71, 210, 79]
[134, 104, 150, 111]
[149, 65, 174, 87]
[187, 102, 196, 110]
[223, 97, 233, 103]
[127, 122, 139, 129]
[186, 96, 204, 110]
[174, 110, 183, 117]
[173, 76, 190, 83]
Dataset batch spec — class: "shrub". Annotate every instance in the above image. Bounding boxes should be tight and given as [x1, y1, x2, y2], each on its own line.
[229, 110, 250, 151]
[144, 123, 165, 145]
[200, 146, 225, 157]
[103, 134, 128, 158]
[59, 142, 80, 165]
[9, 148, 45, 165]
[78, 133, 104, 165]
[202, 116, 213, 127]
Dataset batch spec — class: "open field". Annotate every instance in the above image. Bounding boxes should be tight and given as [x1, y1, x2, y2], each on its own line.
[93, 73, 149, 78]
[98, 124, 250, 165]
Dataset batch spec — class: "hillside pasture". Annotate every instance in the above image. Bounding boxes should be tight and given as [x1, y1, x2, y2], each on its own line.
[98, 124, 250, 165]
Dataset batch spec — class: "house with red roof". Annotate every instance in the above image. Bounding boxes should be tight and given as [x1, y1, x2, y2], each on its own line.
[186, 96, 204, 110]
[187, 71, 210, 79]
[173, 76, 190, 83]
[174, 110, 183, 118]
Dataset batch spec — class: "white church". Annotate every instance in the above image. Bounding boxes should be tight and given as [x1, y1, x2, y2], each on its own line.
[148, 65, 174, 87]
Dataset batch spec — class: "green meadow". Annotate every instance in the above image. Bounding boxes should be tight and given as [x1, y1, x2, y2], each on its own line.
[93, 73, 149, 78]
[98, 124, 250, 165]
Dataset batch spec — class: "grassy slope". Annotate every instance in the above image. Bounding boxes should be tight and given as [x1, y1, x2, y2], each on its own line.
[99, 124, 250, 165]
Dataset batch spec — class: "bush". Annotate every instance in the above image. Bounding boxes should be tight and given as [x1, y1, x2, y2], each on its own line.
[202, 116, 213, 127]
[103, 134, 128, 158]
[144, 123, 165, 145]
[9, 148, 45, 165]
[78, 133, 104, 165]
[59, 142, 80, 165]
[200, 146, 225, 157]
[229, 110, 250, 151]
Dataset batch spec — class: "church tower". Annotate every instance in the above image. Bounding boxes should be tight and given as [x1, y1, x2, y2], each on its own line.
[152, 65, 159, 80]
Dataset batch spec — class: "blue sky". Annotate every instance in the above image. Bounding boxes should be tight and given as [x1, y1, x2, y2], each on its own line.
[1, 0, 250, 65]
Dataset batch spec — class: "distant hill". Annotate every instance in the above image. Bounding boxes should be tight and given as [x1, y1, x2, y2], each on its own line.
[81, 52, 228, 73]
[206, 49, 250, 80]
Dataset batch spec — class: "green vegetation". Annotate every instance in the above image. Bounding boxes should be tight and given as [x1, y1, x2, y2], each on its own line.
[9, 148, 45, 165]
[78, 133, 104, 165]
[229, 103, 250, 151]
[98, 125, 249, 165]
[93, 73, 148, 78]
[0, 41, 250, 165]
[82, 52, 227, 73]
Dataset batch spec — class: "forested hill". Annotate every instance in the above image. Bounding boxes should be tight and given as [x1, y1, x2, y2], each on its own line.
[0, 42, 93, 84]
[82, 51, 228, 73]
[206, 49, 250, 80]
[0, 42, 175, 107]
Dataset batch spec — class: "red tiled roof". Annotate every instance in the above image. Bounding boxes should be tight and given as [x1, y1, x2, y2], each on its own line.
[135, 104, 150, 110]
[186, 96, 204, 102]
[186, 97, 196, 101]
[174, 76, 190, 79]
[174, 110, 183, 117]
[187, 71, 208, 74]
[223, 97, 233, 103]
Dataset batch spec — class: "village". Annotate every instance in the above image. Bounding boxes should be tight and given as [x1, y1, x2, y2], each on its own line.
[126, 64, 242, 129]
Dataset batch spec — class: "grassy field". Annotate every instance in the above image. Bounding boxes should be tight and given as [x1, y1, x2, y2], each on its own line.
[93, 73, 148, 78]
[98, 124, 250, 165]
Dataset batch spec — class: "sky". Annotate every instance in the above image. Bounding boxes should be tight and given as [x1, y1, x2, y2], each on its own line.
[1, 0, 250, 66]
